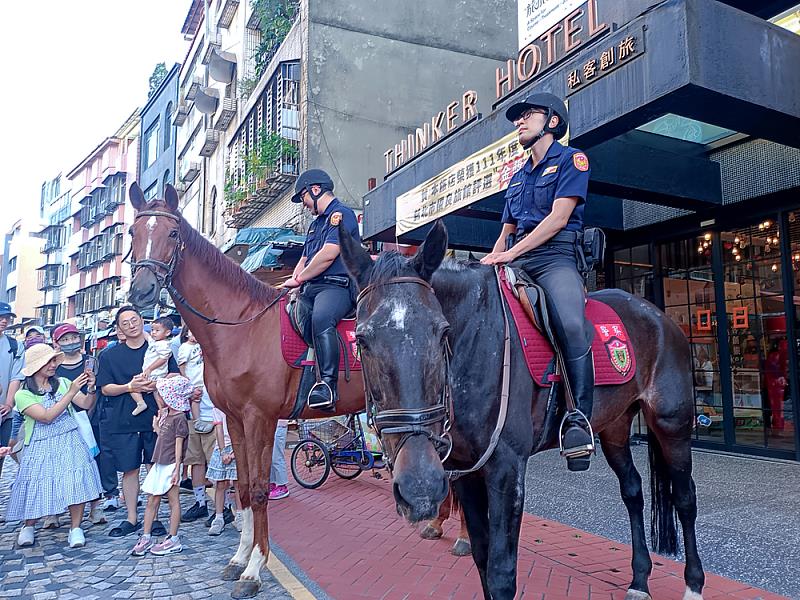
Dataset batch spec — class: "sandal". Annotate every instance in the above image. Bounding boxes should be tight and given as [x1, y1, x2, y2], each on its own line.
[108, 520, 141, 537]
[151, 520, 167, 537]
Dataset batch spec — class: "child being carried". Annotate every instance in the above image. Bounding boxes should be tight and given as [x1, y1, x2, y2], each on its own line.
[130, 317, 174, 416]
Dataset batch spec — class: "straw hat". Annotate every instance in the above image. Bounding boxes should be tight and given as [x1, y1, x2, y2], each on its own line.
[22, 344, 64, 377]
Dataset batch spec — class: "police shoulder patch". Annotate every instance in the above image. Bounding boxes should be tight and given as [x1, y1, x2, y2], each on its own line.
[330, 212, 342, 226]
[572, 152, 589, 172]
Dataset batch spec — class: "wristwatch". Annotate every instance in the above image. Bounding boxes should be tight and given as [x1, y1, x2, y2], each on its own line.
[87, 387, 97, 394]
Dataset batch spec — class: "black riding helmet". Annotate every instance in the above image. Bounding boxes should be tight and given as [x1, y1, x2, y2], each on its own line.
[291, 168, 335, 204]
[505, 92, 569, 139]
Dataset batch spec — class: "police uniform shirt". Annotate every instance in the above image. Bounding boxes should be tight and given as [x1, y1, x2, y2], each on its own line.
[501, 141, 590, 236]
[302, 197, 361, 279]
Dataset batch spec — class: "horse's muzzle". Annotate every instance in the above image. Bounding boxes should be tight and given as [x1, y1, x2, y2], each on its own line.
[129, 272, 160, 309]
[391, 435, 449, 523]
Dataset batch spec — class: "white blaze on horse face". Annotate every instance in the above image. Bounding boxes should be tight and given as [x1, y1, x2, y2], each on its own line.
[230, 507, 254, 566]
[144, 216, 157, 259]
[388, 300, 407, 331]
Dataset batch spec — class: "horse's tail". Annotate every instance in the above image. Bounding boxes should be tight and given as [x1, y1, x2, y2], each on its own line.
[648, 430, 679, 555]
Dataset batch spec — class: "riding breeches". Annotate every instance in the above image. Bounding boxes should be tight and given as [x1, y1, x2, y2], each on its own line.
[513, 240, 593, 360]
[300, 282, 354, 337]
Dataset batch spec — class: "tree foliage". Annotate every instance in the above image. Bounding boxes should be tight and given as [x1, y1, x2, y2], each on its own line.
[251, 0, 299, 77]
[148, 63, 169, 98]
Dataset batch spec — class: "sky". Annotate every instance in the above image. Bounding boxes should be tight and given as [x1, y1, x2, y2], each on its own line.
[0, 1, 191, 235]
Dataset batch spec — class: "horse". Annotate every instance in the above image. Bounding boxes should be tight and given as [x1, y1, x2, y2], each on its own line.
[419, 487, 471, 556]
[125, 184, 367, 599]
[339, 220, 705, 600]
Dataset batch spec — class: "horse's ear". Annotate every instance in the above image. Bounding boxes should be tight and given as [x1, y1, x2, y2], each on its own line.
[164, 184, 180, 212]
[411, 220, 448, 282]
[339, 223, 373, 290]
[129, 182, 145, 211]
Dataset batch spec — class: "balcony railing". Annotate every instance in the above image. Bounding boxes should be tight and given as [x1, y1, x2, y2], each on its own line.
[217, 0, 240, 29]
[180, 159, 201, 183]
[202, 32, 222, 65]
[173, 101, 191, 126]
[199, 129, 221, 157]
[214, 97, 237, 130]
[185, 76, 202, 101]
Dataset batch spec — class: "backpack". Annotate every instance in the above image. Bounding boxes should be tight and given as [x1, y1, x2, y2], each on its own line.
[6, 334, 18, 358]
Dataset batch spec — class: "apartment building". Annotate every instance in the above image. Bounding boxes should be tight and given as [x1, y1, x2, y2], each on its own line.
[35, 174, 72, 327]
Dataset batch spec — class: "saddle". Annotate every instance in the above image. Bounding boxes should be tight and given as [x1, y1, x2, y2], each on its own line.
[499, 267, 636, 387]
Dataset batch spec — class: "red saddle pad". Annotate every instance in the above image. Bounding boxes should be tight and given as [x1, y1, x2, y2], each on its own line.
[280, 297, 362, 371]
[498, 274, 636, 387]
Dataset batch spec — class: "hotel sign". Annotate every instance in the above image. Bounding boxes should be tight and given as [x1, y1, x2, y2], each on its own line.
[565, 29, 645, 95]
[396, 131, 522, 235]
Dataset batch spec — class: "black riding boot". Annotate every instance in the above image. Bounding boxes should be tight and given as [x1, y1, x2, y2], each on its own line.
[562, 349, 595, 471]
[307, 327, 339, 411]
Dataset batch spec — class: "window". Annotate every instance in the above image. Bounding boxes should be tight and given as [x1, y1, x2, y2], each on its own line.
[164, 102, 174, 150]
[163, 170, 172, 193]
[143, 121, 160, 168]
[210, 187, 217, 236]
[7, 287, 16, 302]
[7, 257, 17, 272]
[144, 182, 158, 200]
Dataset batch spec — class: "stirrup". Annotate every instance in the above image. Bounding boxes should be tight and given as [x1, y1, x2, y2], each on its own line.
[558, 409, 596, 459]
[307, 381, 335, 411]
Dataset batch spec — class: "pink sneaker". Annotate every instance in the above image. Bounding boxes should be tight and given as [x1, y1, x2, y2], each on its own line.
[269, 484, 289, 500]
[149, 535, 182, 555]
[130, 535, 153, 556]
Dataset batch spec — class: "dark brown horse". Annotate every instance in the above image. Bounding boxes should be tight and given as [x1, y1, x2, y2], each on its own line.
[126, 184, 366, 598]
[340, 221, 705, 600]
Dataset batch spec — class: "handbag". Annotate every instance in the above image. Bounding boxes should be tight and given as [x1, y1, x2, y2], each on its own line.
[69, 404, 100, 457]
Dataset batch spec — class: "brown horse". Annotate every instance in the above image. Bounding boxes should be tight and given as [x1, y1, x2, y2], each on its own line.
[420, 487, 471, 556]
[339, 221, 705, 600]
[126, 184, 366, 598]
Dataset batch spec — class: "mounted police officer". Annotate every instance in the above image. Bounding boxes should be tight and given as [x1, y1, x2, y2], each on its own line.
[282, 169, 361, 411]
[481, 92, 595, 471]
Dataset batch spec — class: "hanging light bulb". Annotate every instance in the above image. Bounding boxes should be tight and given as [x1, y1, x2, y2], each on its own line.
[759, 223, 765, 231]
[732, 247, 738, 255]
[735, 254, 742, 262]
[794, 253, 799, 261]
[765, 220, 772, 228]
[772, 264, 778, 272]
[734, 236, 740, 244]
[704, 233, 711, 241]
[698, 245, 703, 253]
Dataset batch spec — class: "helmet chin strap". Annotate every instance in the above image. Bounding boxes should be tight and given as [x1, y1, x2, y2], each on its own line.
[309, 187, 325, 215]
[522, 108, 554, 149]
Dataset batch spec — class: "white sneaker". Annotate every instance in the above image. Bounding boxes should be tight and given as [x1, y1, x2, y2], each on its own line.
[42, 514, 61, 529]
[102, 496, 120, 511]
[17, 525, 35, 547]
[89, 505, 107, 525]
[208, 515, 225, 536]
[68, 527, 86, 548]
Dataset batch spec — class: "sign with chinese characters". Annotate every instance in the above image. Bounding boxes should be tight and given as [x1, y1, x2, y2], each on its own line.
[518, 0, 585, 50]
[395, 131, 522, 235]
[565, 28, 645, 95]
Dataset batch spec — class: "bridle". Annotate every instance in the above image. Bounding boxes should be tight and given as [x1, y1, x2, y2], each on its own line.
[356, 276, 454, 471]
[356, 269, 512, 481]
[128, 210, 286, 326]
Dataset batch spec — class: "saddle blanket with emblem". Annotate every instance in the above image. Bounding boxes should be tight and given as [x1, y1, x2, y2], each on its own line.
[279, 297, 362, 371]
[498, 278, 636, 387]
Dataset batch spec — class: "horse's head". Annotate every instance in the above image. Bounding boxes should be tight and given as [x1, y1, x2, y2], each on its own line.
[127, 182, 182, 309]
[340, 221, 451, 523]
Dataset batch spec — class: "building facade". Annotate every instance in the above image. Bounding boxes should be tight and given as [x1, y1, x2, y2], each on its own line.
[65, 112, 140, 332]
[172, 0, 519, 256]
[35, 174, 72, 327]
[138, 63, 181, 201]
[363, 0, 800, 461]
[2, 220, 44, 333]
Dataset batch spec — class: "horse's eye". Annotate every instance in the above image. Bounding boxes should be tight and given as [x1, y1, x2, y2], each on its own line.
[168, 230, 179, 239]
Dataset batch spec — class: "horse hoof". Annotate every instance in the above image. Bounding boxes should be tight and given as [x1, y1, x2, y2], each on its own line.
[420, 524, 443, 540]
[624, 590, 652, 600]
[231, 579, 261, 599]
[221, 563, 246, 581]
[682, 588, 704, 600]
[451, 538, 472, 556]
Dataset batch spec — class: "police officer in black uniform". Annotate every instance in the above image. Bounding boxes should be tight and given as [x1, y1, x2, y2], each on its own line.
[283, 169, 361, 411]
[481, 93, 595, 471]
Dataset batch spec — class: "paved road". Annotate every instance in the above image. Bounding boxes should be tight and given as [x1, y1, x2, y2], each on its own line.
[0, 461, 293, 600]
[524, 443, 800, 597]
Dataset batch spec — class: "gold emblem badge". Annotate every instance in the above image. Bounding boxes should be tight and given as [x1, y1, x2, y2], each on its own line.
[330, 212, 342, 226]
[573, 153, 589, 172]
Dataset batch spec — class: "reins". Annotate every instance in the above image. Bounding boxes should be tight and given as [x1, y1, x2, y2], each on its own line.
[129, 210, 287, 326]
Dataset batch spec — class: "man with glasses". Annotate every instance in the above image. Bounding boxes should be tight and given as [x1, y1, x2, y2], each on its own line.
[96, 306, 179, 537]
[482, 93, 595, 471]
[0, 301, 24, 479]
[282, 169, 361, 411]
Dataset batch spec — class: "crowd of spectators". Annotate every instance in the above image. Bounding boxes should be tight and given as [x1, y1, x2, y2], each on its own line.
[0, 303, 290, 555]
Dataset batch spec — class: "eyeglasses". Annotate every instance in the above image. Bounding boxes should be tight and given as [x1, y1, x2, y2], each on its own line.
[515, 108, 546, 123]
[0, 315, 11, 322]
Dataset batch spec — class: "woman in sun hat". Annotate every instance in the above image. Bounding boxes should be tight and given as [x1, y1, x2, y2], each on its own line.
[6, 344, 102, 549]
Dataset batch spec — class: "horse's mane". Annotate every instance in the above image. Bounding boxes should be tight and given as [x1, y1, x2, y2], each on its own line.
[145, 200, 280, 305]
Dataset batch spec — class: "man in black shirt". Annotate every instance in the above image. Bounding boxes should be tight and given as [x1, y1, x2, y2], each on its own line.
[97, 306, 179, 537]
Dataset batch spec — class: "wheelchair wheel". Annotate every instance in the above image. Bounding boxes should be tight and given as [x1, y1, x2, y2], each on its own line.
[291, 439, 330, 489]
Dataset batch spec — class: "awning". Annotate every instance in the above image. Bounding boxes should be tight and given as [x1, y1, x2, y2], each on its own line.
[222, 227, 305, 284]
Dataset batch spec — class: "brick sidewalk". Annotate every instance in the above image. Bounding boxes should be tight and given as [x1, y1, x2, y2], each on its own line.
[269, 461, 788, 600]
